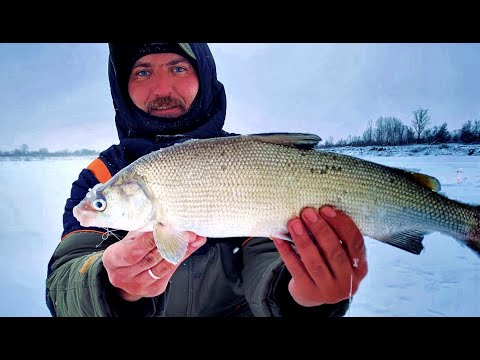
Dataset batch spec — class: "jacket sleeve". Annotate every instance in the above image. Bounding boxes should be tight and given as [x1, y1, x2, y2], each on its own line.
[46, 154, 166, 317]
[241, 237, 350, 317]
[46, 231, 167, 317]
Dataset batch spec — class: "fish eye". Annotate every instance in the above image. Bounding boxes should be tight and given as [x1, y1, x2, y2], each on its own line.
[92, 198, 107, 212]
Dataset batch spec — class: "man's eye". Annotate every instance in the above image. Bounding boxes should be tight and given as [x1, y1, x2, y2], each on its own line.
[136, 69, 150, 77]
[172, 66, 186, 73]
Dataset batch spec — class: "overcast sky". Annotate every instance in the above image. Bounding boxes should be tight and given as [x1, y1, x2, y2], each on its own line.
[1, 43, 479, 152]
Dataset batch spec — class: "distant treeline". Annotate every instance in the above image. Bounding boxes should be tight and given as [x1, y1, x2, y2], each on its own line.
[0, 144, 98, 158]
[319, 108, 480, 148]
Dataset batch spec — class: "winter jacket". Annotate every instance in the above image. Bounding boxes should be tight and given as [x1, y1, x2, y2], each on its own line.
[45, 42, 351, 317]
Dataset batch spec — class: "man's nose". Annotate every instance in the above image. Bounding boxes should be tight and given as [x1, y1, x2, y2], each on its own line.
[150, 73, 174, 96]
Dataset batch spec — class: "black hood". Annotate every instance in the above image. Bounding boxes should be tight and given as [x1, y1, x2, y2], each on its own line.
[108, 43, 227, 143]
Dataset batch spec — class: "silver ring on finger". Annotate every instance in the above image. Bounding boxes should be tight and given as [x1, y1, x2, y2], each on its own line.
[148, 268, 161, 280]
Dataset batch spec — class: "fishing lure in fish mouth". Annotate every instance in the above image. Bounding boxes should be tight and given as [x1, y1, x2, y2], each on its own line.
[74, 175, 155, 238]
[73, 132, 480, 266]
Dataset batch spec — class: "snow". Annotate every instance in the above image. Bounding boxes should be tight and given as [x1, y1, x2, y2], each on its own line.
[1, 143, 479, 317]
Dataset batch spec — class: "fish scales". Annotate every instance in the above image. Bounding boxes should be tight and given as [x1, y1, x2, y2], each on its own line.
[124, 136, 476, 242]
[73, 133, 480, 264]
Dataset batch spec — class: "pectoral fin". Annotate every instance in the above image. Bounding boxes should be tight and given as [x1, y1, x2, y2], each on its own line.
[153, 222, 189, 265]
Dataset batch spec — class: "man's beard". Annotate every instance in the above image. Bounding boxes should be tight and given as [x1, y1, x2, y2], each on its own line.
[147, 96, 186, 118]
[128, 90, 209, 137]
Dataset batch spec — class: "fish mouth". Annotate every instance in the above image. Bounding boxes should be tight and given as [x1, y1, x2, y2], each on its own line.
[73, 201, 98, 227]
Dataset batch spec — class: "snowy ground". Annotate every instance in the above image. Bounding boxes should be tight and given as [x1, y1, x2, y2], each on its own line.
[321, 142, 480, 157]
[1, 143, 479, 317]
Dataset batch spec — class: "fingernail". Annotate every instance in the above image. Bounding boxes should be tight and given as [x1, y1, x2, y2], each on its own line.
[291, 220, 304, 235]
[185, 232, 196, 242]
[321, 206, 336, 218]
[303, 208, 318, 223]
[191, 238, 206, 247]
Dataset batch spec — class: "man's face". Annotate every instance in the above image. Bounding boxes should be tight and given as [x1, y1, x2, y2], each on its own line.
[128, 53, 199, 118]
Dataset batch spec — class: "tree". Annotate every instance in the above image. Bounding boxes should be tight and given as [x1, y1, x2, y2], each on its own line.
[432, 123, 451, 143]
[405, 126, 416, 143]
[20, 144, 29, 154]
[374, 116, 405, 145]
[460, 120, 475, 143]
[323, 136, 335, 147]
[472, 119, 480, 142]
[374, 117, 387, 145]
[362, 119, 374, 144]
[412, 108, 431, 143]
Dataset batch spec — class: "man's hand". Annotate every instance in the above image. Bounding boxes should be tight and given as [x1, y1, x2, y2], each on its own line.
[273, 206, 368, 307]
[102, 231, 206, 302]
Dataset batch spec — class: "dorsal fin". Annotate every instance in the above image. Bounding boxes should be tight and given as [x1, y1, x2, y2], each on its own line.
[394, 168, 442, 192]
[245, 132, 322, 149]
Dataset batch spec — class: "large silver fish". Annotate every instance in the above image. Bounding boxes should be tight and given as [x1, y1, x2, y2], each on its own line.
[73, 133, 480, 265]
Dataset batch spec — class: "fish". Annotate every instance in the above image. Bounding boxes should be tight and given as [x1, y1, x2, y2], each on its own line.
[73, 133, 480, 265]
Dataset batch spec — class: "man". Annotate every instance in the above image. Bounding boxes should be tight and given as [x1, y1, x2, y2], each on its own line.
[45, 43, 368, 317]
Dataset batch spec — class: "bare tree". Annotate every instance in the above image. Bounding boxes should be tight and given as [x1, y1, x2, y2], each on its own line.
[323, 136, 335, 147]
[362, 119, 374, 144]
[374, 116, 405, 145]
[394, 118, 405, 144]
[374, 117, 387, 144]
[405, 126, 416, 144]
[412, 108, 431, 143]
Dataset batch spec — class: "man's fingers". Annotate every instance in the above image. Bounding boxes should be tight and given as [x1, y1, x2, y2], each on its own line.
[292, 210, 339, 279]
[273, 237, 315, 286]
[147, 235, 207, 280]
[105, 232, 208, 301]
[115, 265, 176, 300]
[188, 235, 207, 248]
[103, 231, 157, 268]
[319, 206, 368, 279]
[119, 247, 164, 277]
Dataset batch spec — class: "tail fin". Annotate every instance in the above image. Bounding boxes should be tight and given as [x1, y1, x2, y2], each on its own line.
[466, 206, 480, 256]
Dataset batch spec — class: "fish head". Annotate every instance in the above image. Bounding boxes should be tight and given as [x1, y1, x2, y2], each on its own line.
[73, 176, 155, 231]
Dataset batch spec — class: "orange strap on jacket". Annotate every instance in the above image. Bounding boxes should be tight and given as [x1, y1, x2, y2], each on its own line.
[87, 158, 112, 183]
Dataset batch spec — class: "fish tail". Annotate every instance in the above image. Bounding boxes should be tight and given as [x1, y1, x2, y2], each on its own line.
[466, 206, 480, 256]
